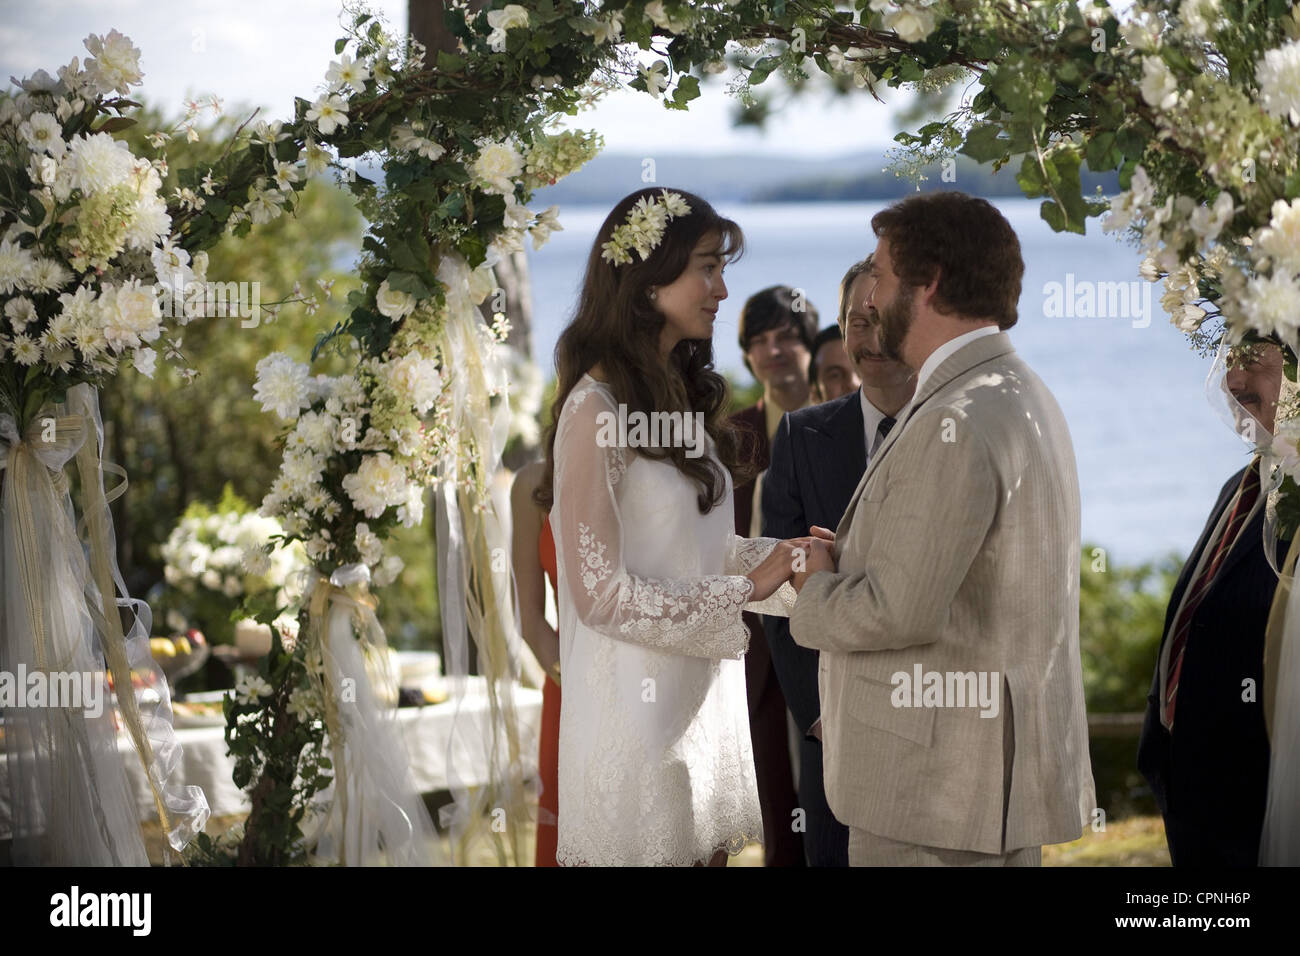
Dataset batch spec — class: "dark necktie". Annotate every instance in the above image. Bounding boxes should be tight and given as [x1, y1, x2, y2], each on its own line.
[1163, 458, 1262, 730]
[874, 416, 896, 453]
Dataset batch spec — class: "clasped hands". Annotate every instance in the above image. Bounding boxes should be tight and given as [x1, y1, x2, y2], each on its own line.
[746, 526, 837, 601]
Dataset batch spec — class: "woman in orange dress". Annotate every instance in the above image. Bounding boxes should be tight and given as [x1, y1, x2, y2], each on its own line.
[510, 459, 562, 866]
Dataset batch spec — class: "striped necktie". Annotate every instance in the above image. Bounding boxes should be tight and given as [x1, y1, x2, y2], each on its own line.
[1162, 459, 1262, 730]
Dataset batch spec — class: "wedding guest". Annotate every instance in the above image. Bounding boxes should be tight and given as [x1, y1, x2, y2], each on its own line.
[509, 459, 563, 867]
[1138, 342, 1287, 866]
[809, 324, 861, 403]
[732, 284, 818, 866]
[790, 191, 1095, 866]
[762, 255, 915, 865]
[537, 187, 814, 866]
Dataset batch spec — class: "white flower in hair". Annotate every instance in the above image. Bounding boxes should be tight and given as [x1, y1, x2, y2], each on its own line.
[600, 189, 692, 265]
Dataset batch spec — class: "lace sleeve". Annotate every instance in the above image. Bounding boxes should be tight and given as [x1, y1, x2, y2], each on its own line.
[726, 534, 797, 618]
[553, 382, 754, 659]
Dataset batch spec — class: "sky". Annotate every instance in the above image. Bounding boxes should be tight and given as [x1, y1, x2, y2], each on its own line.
[0, 0, 913, 157]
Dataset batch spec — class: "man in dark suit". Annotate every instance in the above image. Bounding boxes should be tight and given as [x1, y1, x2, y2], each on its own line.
[1139, 342, 1286, 866]
[732, 284, 818, 866]
[760, 257, 916, 865]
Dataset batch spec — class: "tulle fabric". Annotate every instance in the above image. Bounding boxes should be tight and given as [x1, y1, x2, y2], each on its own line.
[306, 566, 441, 866]
[1, 384, 208, 864]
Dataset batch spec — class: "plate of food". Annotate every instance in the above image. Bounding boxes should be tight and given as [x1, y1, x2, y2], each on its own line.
[171, 691, 228, 728]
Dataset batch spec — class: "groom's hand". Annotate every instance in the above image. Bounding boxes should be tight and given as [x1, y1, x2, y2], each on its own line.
[792, 538, 835, 593]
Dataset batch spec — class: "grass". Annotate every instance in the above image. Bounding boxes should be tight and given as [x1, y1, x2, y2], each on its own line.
[149, 811, 1172, 867]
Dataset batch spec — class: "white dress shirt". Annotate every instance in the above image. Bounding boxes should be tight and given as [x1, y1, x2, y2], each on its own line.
[911, 325, 1000, 398]
[859, 388, 894, 459]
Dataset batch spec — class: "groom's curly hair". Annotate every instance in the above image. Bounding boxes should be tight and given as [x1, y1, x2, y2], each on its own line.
[871, 191, 1024, 330]
[535, 187, 752, 514]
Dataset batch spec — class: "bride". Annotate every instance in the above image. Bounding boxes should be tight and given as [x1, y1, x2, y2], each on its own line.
[534, 187, 820, 866]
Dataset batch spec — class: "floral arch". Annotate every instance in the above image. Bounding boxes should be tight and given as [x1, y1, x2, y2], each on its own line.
[3, 0, 1298, 865]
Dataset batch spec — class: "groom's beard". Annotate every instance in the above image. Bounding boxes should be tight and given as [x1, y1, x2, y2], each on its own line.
[876, 284, 916, 363]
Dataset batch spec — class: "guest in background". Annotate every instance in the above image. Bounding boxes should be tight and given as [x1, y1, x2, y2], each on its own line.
[809, 324, 860, 403]
[510, 459, 562, 867]
[731, 284, 818, 866]
[1139, 342, 1287, 866]
[761, 255, 915, 864]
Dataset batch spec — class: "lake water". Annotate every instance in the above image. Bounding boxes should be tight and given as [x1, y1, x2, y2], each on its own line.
[524, 199, 1251, 564]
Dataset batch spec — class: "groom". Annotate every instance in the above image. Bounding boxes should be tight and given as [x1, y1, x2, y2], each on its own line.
[789, 191, 1095, 865]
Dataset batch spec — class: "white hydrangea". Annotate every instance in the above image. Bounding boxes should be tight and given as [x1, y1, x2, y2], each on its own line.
[254, 352, 312, 421]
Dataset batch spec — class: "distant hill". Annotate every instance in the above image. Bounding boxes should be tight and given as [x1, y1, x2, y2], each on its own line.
[533, 150, 1120, 204]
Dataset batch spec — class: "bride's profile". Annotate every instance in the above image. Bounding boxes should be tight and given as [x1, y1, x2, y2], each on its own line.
[535, 187, 815, 866]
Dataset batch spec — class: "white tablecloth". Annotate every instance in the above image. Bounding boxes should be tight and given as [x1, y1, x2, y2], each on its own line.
[1, 678, 543, 833]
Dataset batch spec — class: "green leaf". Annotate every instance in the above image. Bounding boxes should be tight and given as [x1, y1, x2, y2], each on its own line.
[958, 123, 1007, 164]
[1016, 154, 1047, 197]
[1040, 199, 1067, 232]
[749, 55, 782, 86]
[335, 38, 347, 55]
[436, 51, 465, 72]
[93, 116, 136, 133]
[671, 75, 701, 109]
[1085, 131, 1121, 172]
[385, 270, 432, 299]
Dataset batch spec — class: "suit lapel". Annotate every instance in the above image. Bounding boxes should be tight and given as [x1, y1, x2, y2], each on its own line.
[836, 332, 1015, 539]
[805, 393, 865, 519]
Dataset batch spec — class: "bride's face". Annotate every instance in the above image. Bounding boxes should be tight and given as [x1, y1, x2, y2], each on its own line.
[654, 232, 729, 354]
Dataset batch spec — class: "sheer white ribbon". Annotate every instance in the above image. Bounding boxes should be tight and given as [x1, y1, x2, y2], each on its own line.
[304, 563, 440, 866]
[433, 252, 533, 863]
[0, 383, 208, 864]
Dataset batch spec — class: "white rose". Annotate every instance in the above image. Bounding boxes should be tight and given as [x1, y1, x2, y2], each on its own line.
[472, 141, 524, 196]
[486, 5, 530, 52]
[103, 280, 162, 352]
[884, 5, 938, 44]
[375, 278, 416, 320]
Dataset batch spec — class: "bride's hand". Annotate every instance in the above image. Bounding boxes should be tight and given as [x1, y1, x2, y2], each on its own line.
[746, 539, 806, 602]
[809, 525, 835, 544]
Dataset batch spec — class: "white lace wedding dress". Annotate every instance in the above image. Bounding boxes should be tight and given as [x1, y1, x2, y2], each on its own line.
[550, 374, 794, 866]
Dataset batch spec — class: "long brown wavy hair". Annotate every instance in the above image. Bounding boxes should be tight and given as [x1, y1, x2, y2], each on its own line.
[534, 187, 751, 514]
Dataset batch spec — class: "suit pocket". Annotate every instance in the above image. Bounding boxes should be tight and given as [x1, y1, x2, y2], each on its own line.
[846, 674, 936, 747]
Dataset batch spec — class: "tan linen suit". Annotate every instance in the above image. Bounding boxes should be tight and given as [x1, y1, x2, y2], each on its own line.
[790, 332, 1095, 857]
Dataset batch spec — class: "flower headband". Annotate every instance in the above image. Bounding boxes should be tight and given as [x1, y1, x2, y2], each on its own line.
[600, 190, 692, 265]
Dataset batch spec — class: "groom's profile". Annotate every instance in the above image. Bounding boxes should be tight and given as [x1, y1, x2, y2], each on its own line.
[789, 191, 1095, 866]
